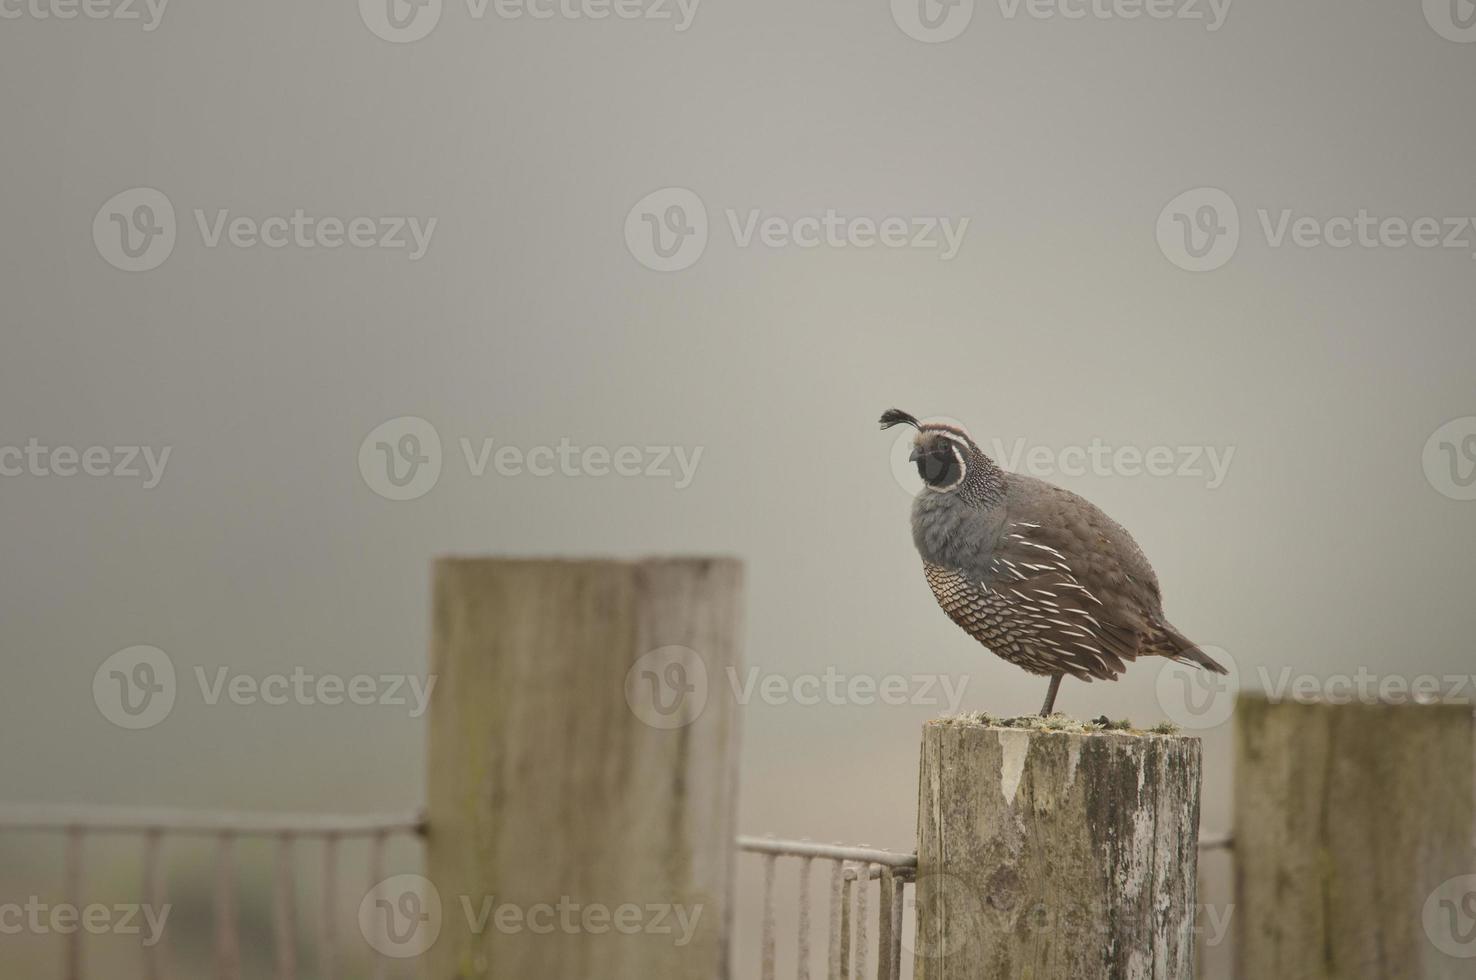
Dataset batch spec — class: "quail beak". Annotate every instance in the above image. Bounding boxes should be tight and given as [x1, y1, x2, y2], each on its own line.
[908, 446, 924, 463]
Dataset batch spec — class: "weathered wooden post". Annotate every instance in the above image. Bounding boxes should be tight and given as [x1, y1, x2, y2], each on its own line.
[1234, 694, 1476, 980]
[914, 718, 1202, 979]
[424, 558, 743, 980]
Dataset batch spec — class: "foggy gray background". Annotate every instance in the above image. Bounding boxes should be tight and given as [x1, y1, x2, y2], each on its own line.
[1, 0, 1474, 976]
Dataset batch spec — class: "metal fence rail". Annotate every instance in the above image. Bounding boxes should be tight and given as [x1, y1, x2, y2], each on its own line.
[0, 804, 425, 980]
[738, 837, 916, 980]
[735, 831, 1235, 980]
[0, 804, 1234, 980]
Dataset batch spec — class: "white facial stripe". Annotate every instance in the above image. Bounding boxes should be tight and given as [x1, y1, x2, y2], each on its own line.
[912, 429, 972, 455]
[926, 428, 974, 445]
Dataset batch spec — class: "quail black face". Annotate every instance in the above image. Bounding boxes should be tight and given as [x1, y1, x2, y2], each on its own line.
[911, 439, 964, 489]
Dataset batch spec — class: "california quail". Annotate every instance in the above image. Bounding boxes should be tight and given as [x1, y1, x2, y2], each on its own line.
[880, 408, 1226, 717]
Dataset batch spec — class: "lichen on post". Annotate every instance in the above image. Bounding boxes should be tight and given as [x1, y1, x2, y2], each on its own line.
[914, 716, 1202, 980]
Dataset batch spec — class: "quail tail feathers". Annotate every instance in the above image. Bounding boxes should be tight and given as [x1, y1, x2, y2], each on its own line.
[1153, 623, 1229, 674]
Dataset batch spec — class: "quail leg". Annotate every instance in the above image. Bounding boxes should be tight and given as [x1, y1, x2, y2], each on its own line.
[1039, 674, 1063, 717]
